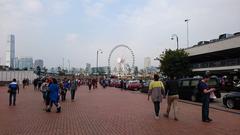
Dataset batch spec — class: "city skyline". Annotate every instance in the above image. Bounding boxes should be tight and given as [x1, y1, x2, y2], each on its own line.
[0, 0, 240, 69]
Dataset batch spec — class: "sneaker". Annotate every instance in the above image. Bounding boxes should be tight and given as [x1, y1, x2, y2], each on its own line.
[202, 119, 210, 123]
[174, 117, 179, 121]
[155, 116, 160, 120]
[56, 107, 61, 113]
[46, 109, 51, 112]
[207, 118, 213, 122]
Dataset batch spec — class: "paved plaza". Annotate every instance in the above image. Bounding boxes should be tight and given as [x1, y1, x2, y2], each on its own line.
[0, 85, 239, 135]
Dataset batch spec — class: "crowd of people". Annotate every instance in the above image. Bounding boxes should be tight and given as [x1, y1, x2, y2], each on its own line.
[7, 74, 215, 123]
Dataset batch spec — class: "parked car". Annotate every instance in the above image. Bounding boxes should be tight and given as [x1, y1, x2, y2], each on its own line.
[209, 39, 218, 43]
[178, 77, 221, 102]
[140, 80, 151, 93]
[219, 33, 233, 40]
[126, 80, 142, 90]
[110, 79, 119, 87]
[197, 41, 210, 45]
[223, 92, 240, 109]
[233, 32, 240, 36]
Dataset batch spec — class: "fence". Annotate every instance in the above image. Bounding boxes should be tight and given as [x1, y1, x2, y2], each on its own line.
[0, 71, 37, 84]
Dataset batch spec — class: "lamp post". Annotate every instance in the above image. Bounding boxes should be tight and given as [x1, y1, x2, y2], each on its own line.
[171, 34, 179, 50]
[185, 19, 190, 47]
[96, 49, 103, 75]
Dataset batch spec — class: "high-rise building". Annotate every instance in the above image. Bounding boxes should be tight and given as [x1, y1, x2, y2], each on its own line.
[6, 34, 15, 68]
[144, 57, 151, 68]
[34, 59, 44, 69]
[18, 57, 33, 70]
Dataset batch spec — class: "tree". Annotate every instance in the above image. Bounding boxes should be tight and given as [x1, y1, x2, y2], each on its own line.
[160, 49, 191, 78]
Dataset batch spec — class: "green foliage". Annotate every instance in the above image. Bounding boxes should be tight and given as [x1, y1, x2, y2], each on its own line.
[160, 49, 191, 77]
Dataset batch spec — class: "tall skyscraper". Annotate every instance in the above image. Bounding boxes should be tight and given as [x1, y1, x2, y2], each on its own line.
[34, 59, 44, 69]
[144, 57, 151, 68]
[6, 34, 15, 68]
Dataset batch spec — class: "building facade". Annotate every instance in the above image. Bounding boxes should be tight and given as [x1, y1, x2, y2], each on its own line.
[34, 59, 44, 69]
[185, 33, 240, 79]
[17, 57, 33, 70]
[144, 57, 151, 69]
[6, 34, 15, 68]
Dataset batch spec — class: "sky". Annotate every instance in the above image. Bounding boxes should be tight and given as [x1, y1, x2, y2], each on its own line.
[0, 0, 240, 69]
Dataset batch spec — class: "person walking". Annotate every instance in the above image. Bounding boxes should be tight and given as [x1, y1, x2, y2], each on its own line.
[33, 78, 38, 90]
[40, 78, 49, 110]
[148, 74, 165, 119]
[164, 76, 179, 121]
[8, 78, 20, 106]
[120, 79, 124, 91]
[46, 78, 61, 113]
[70, 78, 78, 101]
[88, 79, 92, 91]
[198, 75, 215, 122]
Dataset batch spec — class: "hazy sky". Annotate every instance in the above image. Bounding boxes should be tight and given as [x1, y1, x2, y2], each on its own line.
[0, 0, 240, 69]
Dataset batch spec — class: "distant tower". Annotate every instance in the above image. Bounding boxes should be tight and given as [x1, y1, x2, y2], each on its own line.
[6, 34, 15, 68]
[144, 57, 151, 69]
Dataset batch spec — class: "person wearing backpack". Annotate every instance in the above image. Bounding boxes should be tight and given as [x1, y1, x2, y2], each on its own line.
[148, 74, 165, 119]
[198, 75, 216, 122]
[8, 78, 20, 106]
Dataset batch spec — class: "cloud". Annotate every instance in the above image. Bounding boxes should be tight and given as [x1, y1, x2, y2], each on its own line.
[49, 0, 71, 15]
[22, 0, 43, 13]
[81, 0, 116, 17]
[65, 33, 80, 45]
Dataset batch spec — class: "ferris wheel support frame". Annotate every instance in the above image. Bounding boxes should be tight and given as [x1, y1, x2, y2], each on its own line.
[108, 44, 135, 76]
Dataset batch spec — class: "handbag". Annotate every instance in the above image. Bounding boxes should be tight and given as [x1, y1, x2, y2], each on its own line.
[210, 92, 217, 99]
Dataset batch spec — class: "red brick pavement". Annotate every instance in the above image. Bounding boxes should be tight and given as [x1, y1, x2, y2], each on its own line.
[0, 85, 239, 135]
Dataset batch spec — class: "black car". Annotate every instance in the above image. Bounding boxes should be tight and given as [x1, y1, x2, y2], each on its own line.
[178, 77, 221, 102]
[223, 92, 240, 109]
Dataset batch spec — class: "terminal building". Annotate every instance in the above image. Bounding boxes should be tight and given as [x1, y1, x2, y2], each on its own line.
[185, 32, 240, 80]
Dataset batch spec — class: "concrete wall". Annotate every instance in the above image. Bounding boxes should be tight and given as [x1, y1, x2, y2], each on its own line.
[0, 71, 37, 84]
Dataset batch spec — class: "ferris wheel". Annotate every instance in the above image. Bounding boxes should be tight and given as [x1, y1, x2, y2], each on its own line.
[108, 45, 135, 76]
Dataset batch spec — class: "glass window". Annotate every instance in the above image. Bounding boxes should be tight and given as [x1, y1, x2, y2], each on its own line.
[208, 79, 217, 86]
[191, 80, 199, 86]
[182, 80, 190, 87]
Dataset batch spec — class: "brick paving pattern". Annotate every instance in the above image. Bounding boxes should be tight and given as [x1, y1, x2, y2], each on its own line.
[0, 85, 239, 135]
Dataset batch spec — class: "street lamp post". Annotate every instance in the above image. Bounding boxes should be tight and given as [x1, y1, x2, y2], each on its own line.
[185, 19, 190, 47]
[171, 34, 179, 50]
[96, 49, 103, 75]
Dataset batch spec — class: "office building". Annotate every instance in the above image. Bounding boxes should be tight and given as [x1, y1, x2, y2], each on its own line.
[34, 59, 44, 69]
[144, 57, 151, 69]
[6, 34, 15, 68]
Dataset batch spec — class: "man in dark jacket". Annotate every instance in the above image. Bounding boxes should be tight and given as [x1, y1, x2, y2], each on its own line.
[164, 76, 179, 121]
